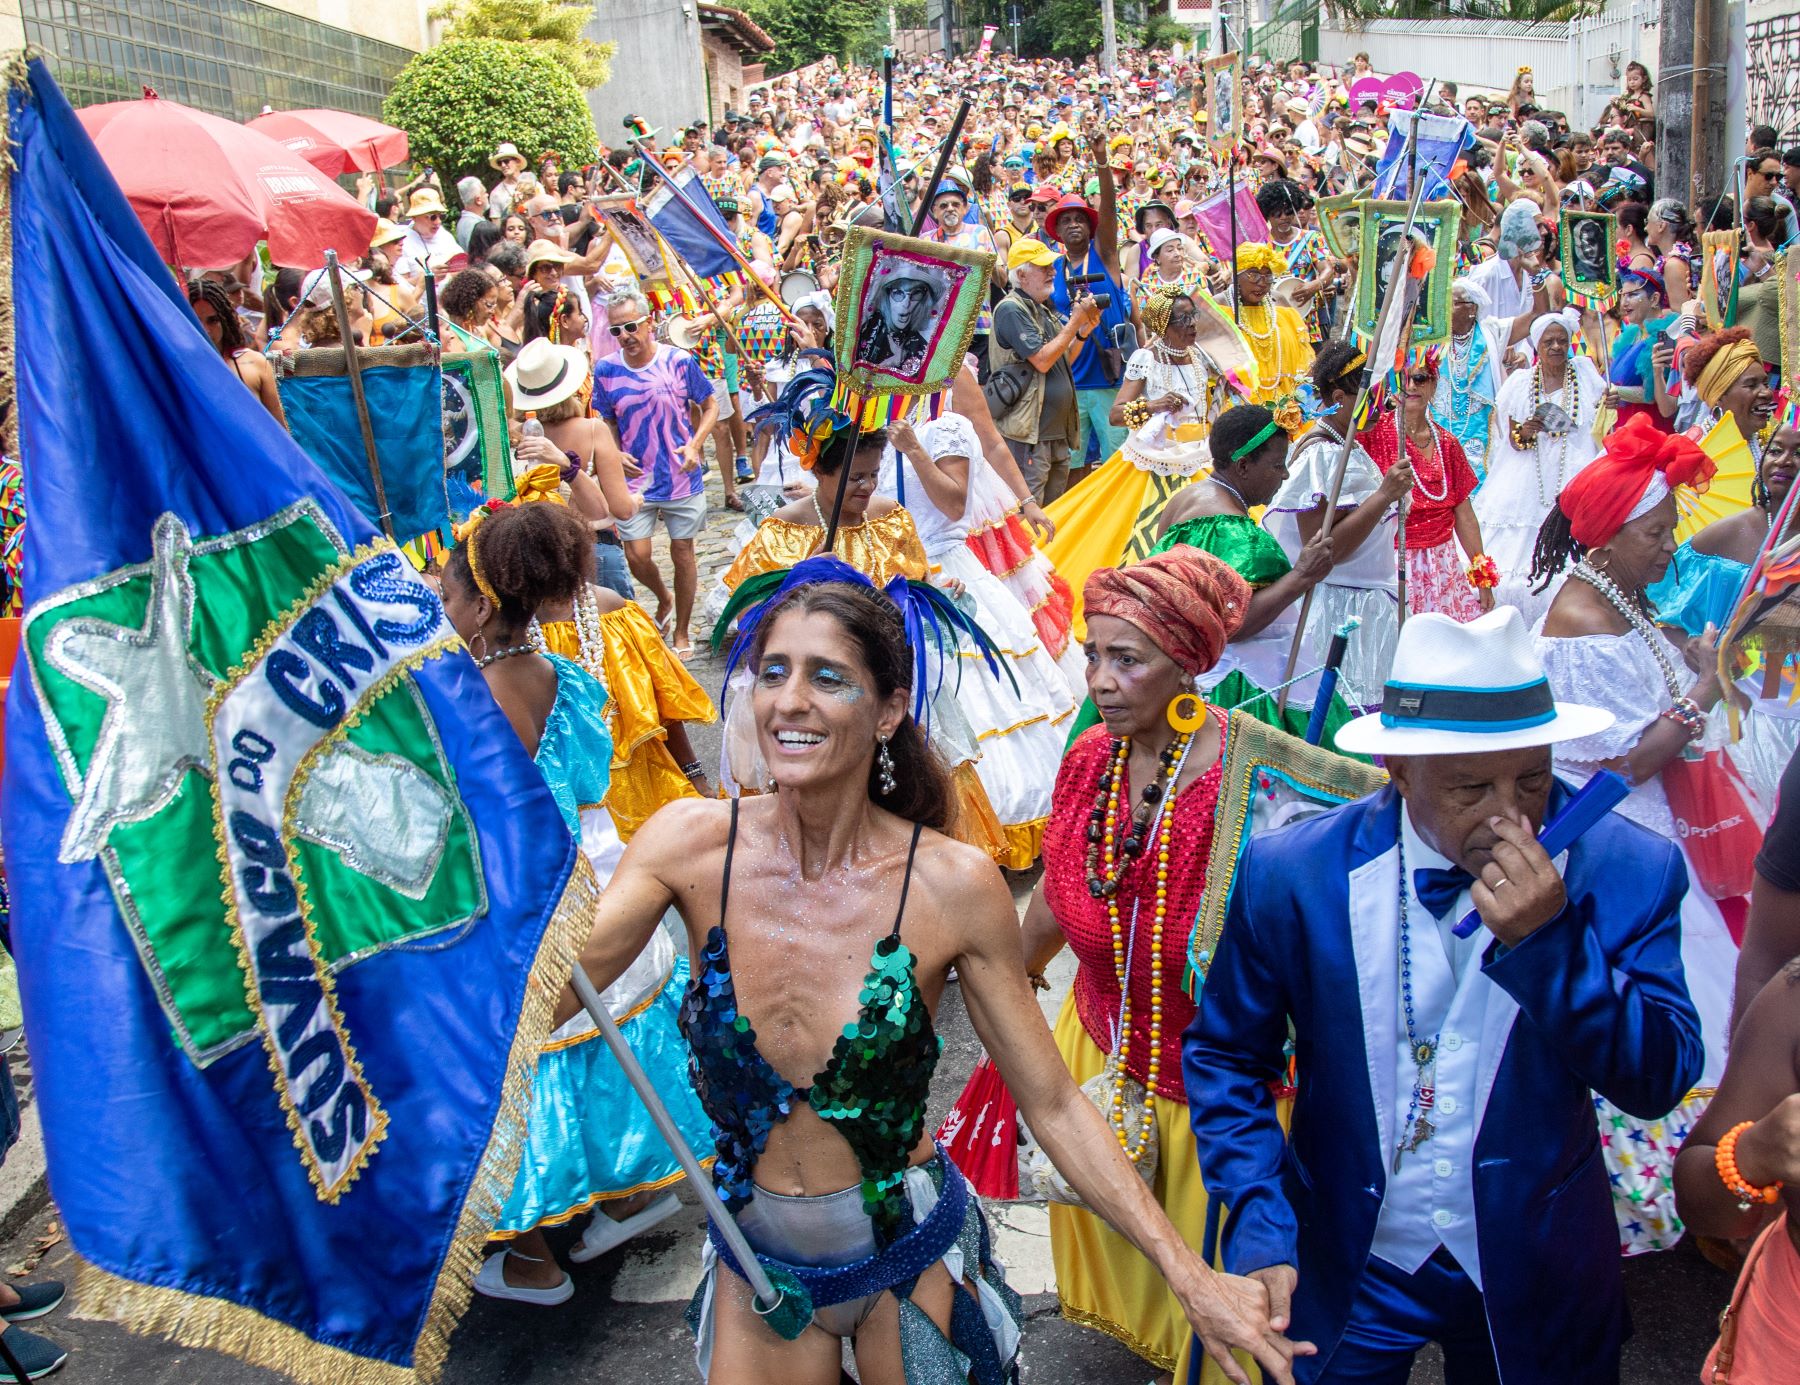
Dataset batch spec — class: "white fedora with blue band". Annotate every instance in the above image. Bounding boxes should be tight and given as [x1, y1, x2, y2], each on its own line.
[1334, 608, 1614, 756]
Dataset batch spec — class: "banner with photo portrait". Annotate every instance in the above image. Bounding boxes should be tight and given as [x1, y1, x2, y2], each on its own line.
[593, 195, 674, 299]
[1205, 54, 1242, 159]
[1559, 209, 1617, 305]
[1352, 199, 1462, 347]
[833, 226, 993, 416]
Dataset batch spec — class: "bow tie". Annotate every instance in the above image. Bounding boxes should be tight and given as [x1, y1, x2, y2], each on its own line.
[1413, 866, 1474, 920]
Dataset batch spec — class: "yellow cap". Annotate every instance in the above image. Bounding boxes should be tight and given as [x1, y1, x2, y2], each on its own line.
[1007, 237, 1059, 271]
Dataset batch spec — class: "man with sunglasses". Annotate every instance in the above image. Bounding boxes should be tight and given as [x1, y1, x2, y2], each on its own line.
[590, 290, 718, 660]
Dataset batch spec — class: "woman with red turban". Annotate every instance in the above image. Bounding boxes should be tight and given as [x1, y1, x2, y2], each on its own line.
[1005, 546, 1376, 1381]
[1529, 411, 1743, 1256]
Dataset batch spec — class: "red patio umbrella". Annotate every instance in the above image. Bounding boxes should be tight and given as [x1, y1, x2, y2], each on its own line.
[246, 108, 410, 178]
[76, 88, 378, 270]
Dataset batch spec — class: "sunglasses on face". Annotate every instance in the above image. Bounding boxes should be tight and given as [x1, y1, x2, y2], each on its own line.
[1408, 371, 1434, 384]
[534, 209, 563, 223]
[609, 319, 646, 336]
[1009, 190, 1031, 201]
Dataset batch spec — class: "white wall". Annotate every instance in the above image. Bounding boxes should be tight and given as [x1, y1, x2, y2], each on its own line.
[1316, 1, 1659, 129]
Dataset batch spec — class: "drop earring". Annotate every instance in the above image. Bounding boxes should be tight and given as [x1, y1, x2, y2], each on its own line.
[876, 736, 897, 795]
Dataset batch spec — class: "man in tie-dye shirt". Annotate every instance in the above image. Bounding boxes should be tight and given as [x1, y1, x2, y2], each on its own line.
[591, 289, 718, 657]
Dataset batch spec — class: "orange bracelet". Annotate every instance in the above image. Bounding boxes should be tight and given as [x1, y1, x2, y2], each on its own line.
[1716, 1120, 1785, 1211]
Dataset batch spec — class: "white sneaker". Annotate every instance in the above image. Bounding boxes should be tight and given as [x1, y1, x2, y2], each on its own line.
[473, 1249, 574, 1305]
[568, 1191, 683, 1263]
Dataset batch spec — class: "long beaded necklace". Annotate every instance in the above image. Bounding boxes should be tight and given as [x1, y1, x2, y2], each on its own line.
[1239, 301, 1287, 391]
[1085, 729, 1194, 1164]
[1403, 416, 1451, 505]
[1529, 364, 1581, 507]
[1393, 833, 1440, 1171]
[571, 584, 608, 685]
[1571, 560, 1686, 701]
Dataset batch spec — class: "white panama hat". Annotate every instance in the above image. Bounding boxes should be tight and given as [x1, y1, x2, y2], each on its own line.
[1333, 608, 1613, 757]
[503, 338, 589, 412]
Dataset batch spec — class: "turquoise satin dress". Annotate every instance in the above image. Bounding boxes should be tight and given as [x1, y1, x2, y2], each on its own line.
[495, 653, 714, 1236]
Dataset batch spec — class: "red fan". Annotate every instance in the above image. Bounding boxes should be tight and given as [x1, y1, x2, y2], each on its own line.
[936, 1054, 1020, 1199]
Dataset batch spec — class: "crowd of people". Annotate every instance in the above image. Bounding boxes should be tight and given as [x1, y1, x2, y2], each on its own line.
[14, 32, 1800, 1385]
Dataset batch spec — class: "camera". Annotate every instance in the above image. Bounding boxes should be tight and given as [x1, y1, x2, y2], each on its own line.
[1085, 292, 1113, 310]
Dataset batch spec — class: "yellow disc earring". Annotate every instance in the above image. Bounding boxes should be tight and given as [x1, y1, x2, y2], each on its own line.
[1166, 691, 1207, 734]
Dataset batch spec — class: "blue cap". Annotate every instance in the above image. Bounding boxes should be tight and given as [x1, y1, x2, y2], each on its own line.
[932, 181, 963, 202]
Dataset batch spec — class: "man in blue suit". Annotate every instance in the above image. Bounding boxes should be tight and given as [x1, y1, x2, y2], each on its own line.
[1185, 608, 1704, 1383]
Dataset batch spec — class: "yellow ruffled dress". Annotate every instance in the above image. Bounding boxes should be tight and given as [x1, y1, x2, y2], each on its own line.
[722, 507, 1012, 863]
[539, 596, 718, 840]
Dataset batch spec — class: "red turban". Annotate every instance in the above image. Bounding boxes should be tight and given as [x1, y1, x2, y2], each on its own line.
[1557, 413, 1714, 549]
[1083, 547, 1250, 676]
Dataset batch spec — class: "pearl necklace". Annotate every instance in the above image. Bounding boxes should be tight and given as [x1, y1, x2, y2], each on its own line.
[1529, 365, 1580, 508]
[1403, 417, 1451, 504]
[1087, 729, 1195, 1164]
[572, 584, 609, 685]
[1572, 559, 1686, 701]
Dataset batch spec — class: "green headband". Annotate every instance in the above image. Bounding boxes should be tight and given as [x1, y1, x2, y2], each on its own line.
[1228, 419, 1281, 462]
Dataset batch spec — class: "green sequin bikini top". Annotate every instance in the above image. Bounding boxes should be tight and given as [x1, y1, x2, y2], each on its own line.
[679, 800, 943, 1242]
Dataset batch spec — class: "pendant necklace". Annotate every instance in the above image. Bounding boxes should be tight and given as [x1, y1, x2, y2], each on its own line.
[1393, 834, 1439, 1171]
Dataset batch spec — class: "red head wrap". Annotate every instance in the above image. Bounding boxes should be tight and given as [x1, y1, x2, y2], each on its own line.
[1556, 413, 1714, 549]
[1082, 547, 1250, 677]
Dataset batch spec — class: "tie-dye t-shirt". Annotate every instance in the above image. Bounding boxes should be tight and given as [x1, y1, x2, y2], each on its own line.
[591, 346, 713, 503]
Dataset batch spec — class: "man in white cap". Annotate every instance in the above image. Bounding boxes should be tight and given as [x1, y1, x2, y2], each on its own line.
[1187, 607, 1704, 1384]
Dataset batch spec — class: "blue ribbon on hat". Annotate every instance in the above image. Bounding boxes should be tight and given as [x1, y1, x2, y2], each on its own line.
[1380, 677, 1556, 733]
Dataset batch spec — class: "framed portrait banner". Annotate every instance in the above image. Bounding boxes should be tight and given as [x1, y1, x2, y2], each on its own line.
[1558, 209, 1617, 303]
[592, 196, 672, 293]
[834, 225, 993, 402]
[1699, 229, 1742, 331]
[1315, 190, 1364, 262]
[1205, 54, 1243, 159]
[1352, 199, 1462, 346]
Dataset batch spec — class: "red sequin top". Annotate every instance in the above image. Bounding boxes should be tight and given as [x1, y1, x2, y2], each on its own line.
[1359, 413, 1478, 550]
[1043, 724, 1224, 1100]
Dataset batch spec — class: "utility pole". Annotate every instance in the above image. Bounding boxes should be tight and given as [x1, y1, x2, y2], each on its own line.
[1658, 0, 1731, 206]
[1102, 0, 1118, 74]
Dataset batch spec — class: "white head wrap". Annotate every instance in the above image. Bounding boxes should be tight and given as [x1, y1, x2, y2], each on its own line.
[1451, 276, 1493, 318]
[1624, 474, 1672, 526]
[1528, 308, 1580, 352]
[796, 291, 834, 318]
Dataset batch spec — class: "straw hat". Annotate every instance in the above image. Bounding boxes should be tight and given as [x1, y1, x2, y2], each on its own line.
[490, 142, 525, 171]
[368, 217, 407, 249]
[1334, 610, 1613, 757]
[522, 239, 574, 273]
[503, 339, 591, 412]
[405, 187, 448, 218]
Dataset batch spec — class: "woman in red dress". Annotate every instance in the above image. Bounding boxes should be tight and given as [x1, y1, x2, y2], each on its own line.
[1360, 356, 1495, 621]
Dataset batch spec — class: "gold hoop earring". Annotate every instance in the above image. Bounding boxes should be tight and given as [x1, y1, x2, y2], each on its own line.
[1166, 691, 1207, 734]
[470, 628, 489, 662]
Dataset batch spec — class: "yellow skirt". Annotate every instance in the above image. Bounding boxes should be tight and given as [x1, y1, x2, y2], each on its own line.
[1040, 452, 1205, 639]
[1049, 991, 1278, 1383]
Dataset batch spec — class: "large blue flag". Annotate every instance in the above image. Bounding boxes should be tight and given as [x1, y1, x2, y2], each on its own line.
[1370, 111, 1475, 204]
[2, 58, 593, 1381]
[641, 160, 740, 279]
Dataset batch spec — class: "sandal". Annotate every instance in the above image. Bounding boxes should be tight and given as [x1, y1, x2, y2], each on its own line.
[724, 494, 747, 512]
[473, 1249, 573, 1306]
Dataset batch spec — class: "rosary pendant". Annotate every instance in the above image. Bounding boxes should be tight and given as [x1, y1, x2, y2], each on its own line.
[1393, 1115, 1438, 1172]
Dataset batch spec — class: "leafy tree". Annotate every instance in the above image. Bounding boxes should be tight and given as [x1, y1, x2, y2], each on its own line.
[1138, 12, 1190, 51]
[1022, 0, 1105, 60]
[429, 0, 616, 89]
[738, 0, 885, 73]
[383, 40, 599, 188]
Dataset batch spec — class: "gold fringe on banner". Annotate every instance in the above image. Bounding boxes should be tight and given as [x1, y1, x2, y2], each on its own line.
[73, 851, 601, 1384]
[1, 49, 29, 464]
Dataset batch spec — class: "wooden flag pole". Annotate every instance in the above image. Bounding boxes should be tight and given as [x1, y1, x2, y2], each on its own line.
[324, 251, 395, 542]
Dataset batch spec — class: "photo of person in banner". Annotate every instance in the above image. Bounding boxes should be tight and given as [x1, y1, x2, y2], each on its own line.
[1560, 209, 1618, 301]
[1354, 199, 1461, 345]
[595, 196, 668, 282]
[835, 227, 993, 398]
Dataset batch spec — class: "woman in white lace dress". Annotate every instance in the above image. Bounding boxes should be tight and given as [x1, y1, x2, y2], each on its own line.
[1478, 308, 1607, 622]
[1530, 415, 1738, 1256]
[879, 411, 1081, 867]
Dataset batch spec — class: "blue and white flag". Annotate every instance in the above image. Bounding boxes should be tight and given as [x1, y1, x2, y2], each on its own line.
[1370, 111, 1475, 204]
[641, 161, 739, 279]
[2, 58, 593, 1382]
